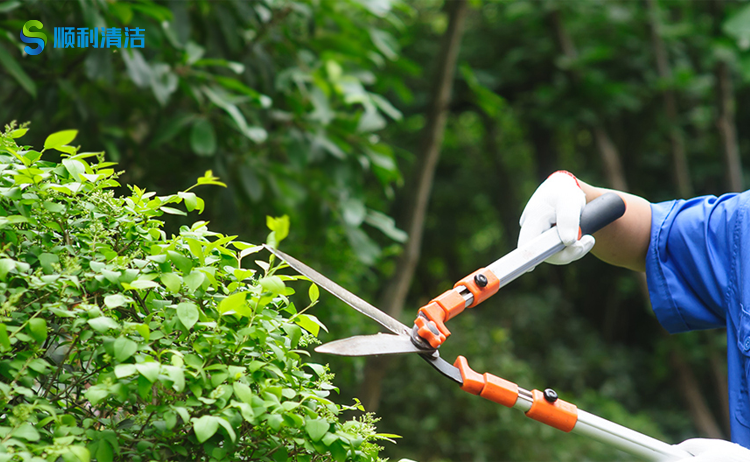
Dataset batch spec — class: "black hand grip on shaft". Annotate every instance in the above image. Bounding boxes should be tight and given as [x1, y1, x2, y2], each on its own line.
[579, 192, 626, 236]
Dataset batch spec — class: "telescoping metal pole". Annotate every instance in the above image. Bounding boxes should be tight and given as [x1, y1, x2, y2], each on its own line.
[509, 387, 692, 461]
[452, 355, 693, 461]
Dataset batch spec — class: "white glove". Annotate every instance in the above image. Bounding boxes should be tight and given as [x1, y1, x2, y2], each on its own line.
[674, 438, 750, 461]
[518, 171, 594, 265]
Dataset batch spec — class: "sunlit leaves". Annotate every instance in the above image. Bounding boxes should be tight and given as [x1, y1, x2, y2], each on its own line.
[196, 170, 227, 188]
[44, 130, 78, 150]
[218, 292, 250, 316]
[309, 283, 320, 303]
[266, 215, 289, 247]
[294, 314, 328, 337]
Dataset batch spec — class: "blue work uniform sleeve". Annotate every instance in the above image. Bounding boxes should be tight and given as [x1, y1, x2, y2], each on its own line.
[646, 193, 748, 333]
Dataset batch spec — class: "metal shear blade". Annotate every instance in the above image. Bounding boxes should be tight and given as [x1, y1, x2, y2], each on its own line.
[314, 333, 428, 356]
[264, 245, 463, 385]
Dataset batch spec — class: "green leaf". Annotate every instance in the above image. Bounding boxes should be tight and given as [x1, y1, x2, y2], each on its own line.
[369, 28, 399, 60]
[265, 215, 290, 245]
[114, 364, 137, 378]
[88, 317, 120, 333]
[216, 417, 237, 442]
[62, 158, 85, 180]
[233, 382, 255, 404]
[84, 385, 109, 406]
[160, 206, 187, 216]
[282, 324, 302, 347]
[114, 337, 137, 362]
[183, 270, 205, 293]
[302, 363, 327, 377]
[218, 292, 250, 316]
[0, 45, 36, 97]
[168, 250, 193, 274]
[0, 258, 15, 280]
[196, 170, 227, 188]
[136, 362, 160, 382]
[214, 76, 272, 107]
[294, 314, 328, 337]
[305, 419, 330, 442]
[28, 358, 50, 373]
[160, 272, 181, 293]
[202, 85, 267, 143]
[128, 279, 160, 290]
[38, 253, 59, 273]
[135, 324, 150, 342]
[9, 128, 28, 138]
[13, 423, 40, 442]
[190, 119, 217, 157]
[259, 276, 284, 294]
[178, 192, 198, 212]
[365, 210, 408, 243]
[104, 294, 130, 308]
[164, 365, 185, 392]
[193, 415, 219, 443]
[95, 440, 113, 462]
[45, 130, 78, 149]
[27, 318, 47, 344]
[0, 2, 23, 14]
[308, 283, 320, 303]
[266, 414, 283, 431]
[68, 445, 91, 462]
[177, 302, 199, 330]
[0, 324, 9, 351]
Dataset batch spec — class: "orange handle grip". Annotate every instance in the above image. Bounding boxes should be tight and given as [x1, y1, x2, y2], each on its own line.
[454, 268, 500, 308]
[414, 267, 501, 348]
[453, 356, 519, 408]
[454, 356, 579, 433]
[525, 389, 578, 432]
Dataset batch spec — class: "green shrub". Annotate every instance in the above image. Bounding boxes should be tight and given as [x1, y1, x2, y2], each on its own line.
[0, 123, 387, 462]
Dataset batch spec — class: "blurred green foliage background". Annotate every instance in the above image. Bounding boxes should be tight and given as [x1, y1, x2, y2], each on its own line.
[2, 0, 750, 460]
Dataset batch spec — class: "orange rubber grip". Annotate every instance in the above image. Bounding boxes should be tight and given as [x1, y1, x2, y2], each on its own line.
[454, 268, 500, 308]
[525, 389, 578, 432]
[432, 289, 466, 321]
[453, 356, 519, 408]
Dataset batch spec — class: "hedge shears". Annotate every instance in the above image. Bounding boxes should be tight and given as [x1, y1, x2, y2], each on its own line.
[265, 193, 693, 461]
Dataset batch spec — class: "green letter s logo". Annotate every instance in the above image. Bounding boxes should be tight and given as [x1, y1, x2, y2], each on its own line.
[20, 20, 46, 56]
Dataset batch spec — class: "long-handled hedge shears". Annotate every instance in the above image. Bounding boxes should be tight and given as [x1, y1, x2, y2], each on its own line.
[265, 193, 693, 461]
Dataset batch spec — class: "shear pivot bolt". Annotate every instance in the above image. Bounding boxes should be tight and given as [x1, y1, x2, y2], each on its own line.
[543, 388, 558, 403]
[474, 274, 488, 288]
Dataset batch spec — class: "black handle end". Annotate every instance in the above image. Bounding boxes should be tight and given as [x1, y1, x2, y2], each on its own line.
[579, 192, 626, 236]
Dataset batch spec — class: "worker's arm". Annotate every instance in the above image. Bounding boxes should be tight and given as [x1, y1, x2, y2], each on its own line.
[519, 171, 652, 272]
[578, 180, 651, 272]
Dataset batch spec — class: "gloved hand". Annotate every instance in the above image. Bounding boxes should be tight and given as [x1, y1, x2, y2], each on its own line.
[674, 438, 750, 461]
[518, 170, 594, 265]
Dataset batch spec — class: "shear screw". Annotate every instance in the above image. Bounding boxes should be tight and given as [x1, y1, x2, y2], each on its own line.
[543, 388, 558, 403]
[474, 273, 488, 288]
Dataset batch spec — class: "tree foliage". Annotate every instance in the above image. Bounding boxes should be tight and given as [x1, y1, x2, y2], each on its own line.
[0, 125, 388, 462]
[0, 0, 409, 265]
